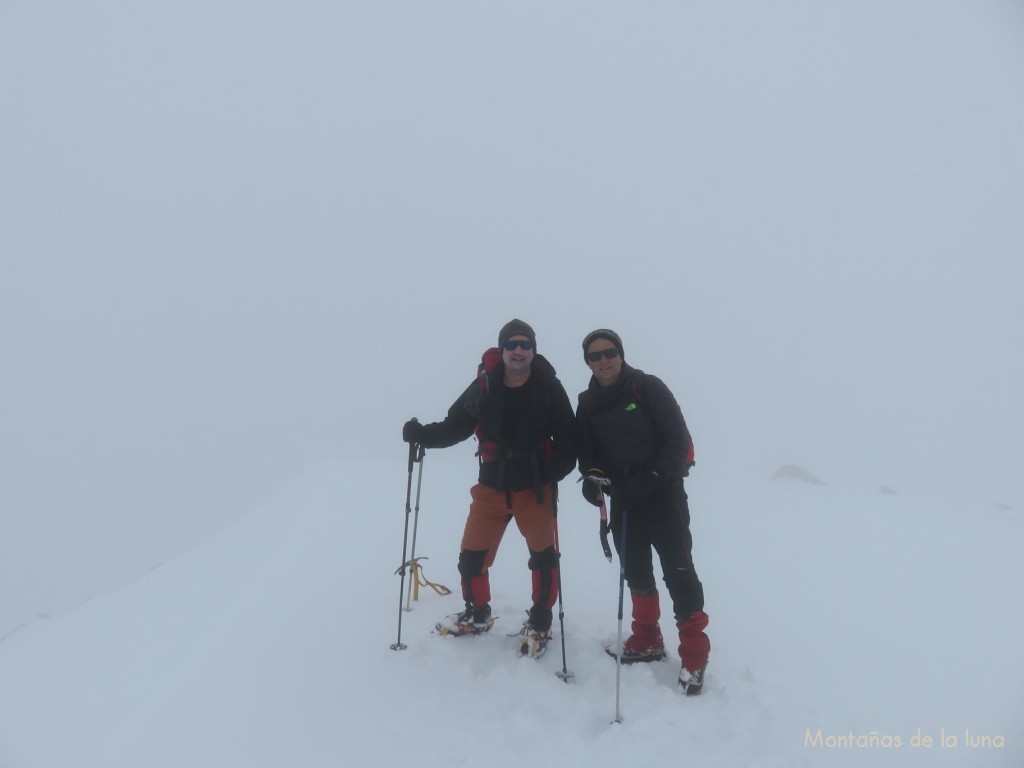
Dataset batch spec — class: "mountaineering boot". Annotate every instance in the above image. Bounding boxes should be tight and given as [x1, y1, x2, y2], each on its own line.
[517, 623, 551, 659]
[621, 590, 666, 663]
[676, 610, 711, 694]
[678, 663, 706, 696]
[515, 608, 552, 659]
[437, 603, 494, 636]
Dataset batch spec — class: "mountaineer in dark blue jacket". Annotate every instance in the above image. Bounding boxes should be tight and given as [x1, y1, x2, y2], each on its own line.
[577, 328, 710, 695]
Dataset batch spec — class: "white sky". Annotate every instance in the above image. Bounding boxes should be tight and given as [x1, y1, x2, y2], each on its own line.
[1, 1, 1022, 632]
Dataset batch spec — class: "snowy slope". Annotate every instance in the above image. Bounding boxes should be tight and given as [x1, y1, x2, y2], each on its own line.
[1, 457, 1019, 768]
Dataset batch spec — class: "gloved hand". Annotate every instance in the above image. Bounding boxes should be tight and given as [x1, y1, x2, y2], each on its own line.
[402, 419, 425, 444]
[612, 471, 660, 507]
[581, 478, 604, 507]
[580, 468, 607, 507]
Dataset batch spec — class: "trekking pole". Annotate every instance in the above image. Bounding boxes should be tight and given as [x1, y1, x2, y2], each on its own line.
[404, 440, 428, 612]
[551, 483, 573, 683]
[613, 506, 628, 724]
[391, 426, 424, 651]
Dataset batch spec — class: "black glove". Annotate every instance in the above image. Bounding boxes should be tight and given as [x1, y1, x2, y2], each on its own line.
[581, 479, 603, 507]
[402, 419, 425, 444]
[612, 471, 660, 507]
[580, 468, 607, 507]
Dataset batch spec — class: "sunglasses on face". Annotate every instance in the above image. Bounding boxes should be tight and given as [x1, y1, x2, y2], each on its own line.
[587, 348, 620, 362]
[503, 339, 535, 351]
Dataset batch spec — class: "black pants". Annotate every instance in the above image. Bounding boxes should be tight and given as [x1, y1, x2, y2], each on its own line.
[610, 478, 705, 620]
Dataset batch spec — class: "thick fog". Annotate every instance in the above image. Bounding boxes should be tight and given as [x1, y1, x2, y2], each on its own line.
[2, 1, 1021, 636]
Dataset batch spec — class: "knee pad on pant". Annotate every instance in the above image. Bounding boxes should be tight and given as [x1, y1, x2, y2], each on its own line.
[529, 546, 559, 612]
[528, 546, 558, 570]
[458, 549, 490, 605]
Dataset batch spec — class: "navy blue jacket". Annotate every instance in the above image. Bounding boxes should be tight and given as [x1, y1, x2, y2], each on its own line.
[576, 363, 693, 485]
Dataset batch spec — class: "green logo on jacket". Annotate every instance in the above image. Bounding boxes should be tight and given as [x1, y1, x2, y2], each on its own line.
[625, 402, 638, 411]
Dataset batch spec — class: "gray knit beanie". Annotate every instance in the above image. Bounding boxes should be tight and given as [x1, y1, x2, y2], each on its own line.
[582, 328, 624, 361]
[498, 318, 537, 350]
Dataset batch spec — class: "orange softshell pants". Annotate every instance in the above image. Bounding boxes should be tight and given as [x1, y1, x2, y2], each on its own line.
[457, 483, 559, 629]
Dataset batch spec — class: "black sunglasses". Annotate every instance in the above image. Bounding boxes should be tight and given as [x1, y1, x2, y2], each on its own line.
[503, 339, 535, 351]
[587, 348, 620, 362]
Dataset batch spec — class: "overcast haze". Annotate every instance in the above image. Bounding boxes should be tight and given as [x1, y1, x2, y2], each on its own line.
[2, 2, 1022, 636]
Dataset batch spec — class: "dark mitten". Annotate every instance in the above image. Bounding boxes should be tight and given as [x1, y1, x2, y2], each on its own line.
[402, 419, 425, 444]
[580, 467, 607, 507]
[581, 478, 604, 507]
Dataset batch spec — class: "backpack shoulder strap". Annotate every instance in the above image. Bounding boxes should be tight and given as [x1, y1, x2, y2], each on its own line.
[630, 369, 645, 404]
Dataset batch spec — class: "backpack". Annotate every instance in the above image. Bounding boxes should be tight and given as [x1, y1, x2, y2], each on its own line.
[472, 347, 554, 464]
[630, 372, 695, 474]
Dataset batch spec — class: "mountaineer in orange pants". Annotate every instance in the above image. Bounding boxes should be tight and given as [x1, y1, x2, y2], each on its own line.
[402, 319, 577, 658]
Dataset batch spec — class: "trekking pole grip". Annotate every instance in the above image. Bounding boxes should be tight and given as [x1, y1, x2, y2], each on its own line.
[407, 417, 420, 471]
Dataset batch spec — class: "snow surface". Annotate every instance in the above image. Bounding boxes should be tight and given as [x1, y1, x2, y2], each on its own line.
[1, 457, 1020, 767]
